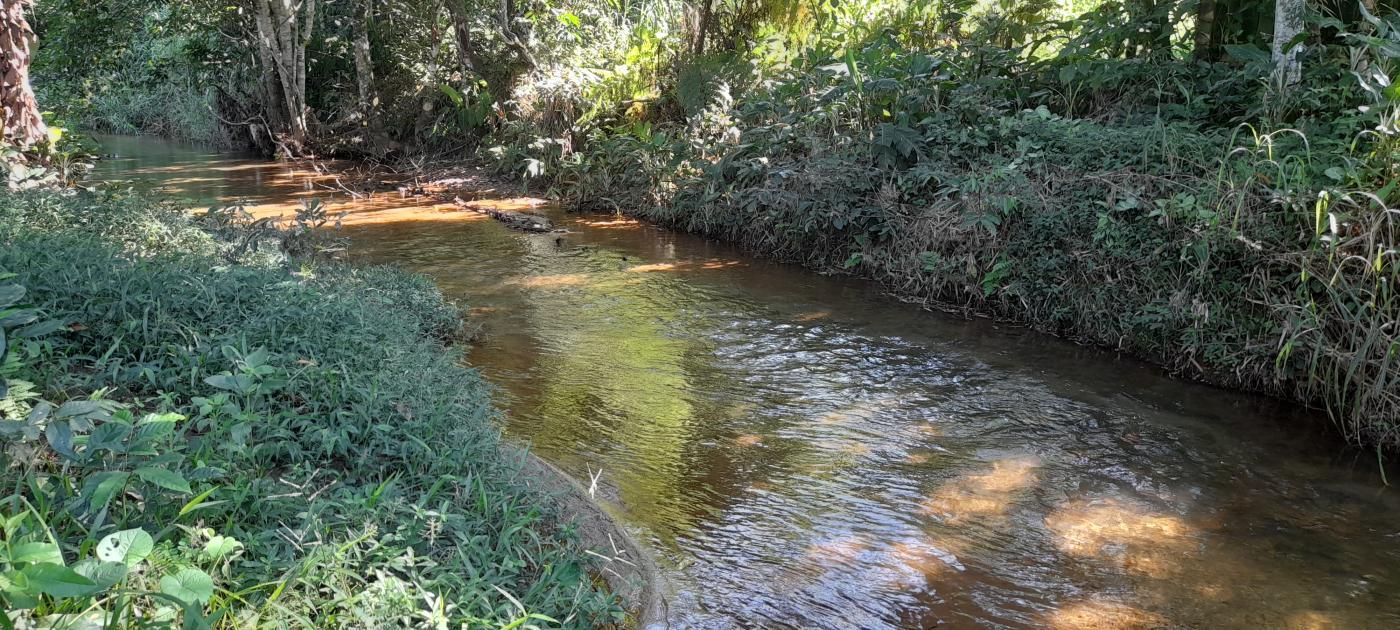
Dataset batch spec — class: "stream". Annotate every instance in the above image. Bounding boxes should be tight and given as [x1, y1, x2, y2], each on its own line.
[94, 134, 1400, 629]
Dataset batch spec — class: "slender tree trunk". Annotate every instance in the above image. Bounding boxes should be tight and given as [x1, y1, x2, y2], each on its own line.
[0, 0, 46, 149]
[692, 0, 713, 56]
[352, 0, 382, 146]
[1272, 0, 1304, 85]
[1146, 0, 1173, 58]
[1194, 0, 1219, 61]
[446, 0, 483, 75]
[496, 0, 536, 71]
[413, 17, 444, 140]
[252, 0, 315, 156]
[446, 0, 532, 104]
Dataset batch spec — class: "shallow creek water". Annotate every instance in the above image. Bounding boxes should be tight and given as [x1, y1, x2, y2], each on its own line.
[94, 134, 1400, 629]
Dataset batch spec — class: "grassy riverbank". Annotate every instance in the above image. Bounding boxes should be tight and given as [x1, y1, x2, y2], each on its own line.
[489, 39, 1399, 453]
[0, 189, 620, 626]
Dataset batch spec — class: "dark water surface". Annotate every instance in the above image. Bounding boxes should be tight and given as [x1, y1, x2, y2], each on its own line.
[95, 135, 1400, 629]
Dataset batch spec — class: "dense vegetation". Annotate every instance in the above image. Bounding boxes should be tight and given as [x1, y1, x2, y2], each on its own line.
[0, 0, 1395, 624]
[14, 3, 1400, 448]
[0, 190, 620, 626]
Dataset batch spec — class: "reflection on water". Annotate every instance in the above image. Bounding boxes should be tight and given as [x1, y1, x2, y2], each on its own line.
[95, 135, 1400, 629]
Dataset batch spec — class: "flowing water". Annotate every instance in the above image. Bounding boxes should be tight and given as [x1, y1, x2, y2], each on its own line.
[95, 135, 1400, 629]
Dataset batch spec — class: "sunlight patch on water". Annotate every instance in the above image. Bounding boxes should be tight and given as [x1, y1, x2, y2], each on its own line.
[734, 434, 765, 447]
[803, 536, 869, 566]
[1285, 610, 1340, 629]
[575, 217, 643, 228]
[504, 273, 595, 289]
[626, 259, 745, 273]
[242, 199, 491, 226]
[1045, 599, 1168, 629]
[921, 456, 1040, 524]
[888, 539, 964, 577]
[1044, 498, 1199, 578]
[627, 262, 683, 273]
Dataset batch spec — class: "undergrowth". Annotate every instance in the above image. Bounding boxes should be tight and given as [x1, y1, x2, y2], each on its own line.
[0, 189, 621, 627]
[491, 15, 1400, 452]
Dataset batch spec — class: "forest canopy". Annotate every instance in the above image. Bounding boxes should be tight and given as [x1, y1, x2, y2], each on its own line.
[24, 0, 1394, 154]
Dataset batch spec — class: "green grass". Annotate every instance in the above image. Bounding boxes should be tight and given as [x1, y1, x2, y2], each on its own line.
[0, 188, 621, 627]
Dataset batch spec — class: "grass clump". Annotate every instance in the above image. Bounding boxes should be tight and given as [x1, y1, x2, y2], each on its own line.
[0, 188, 622, 627]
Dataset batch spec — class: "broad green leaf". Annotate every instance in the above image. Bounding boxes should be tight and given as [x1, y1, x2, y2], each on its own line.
[45, 419, 78, 461]
[85, 471, 130, 512]
[1, 568, 39, 607]
[55, 400, 108, 419]
[243, 348, 269, 368]
[439, 83, 465, 106]
[201, 535, 243, 560]
[21, 563, 98, 598]
[159, 568, 214, 605]
[72, 559, 129, 589]
[1223, 44, 1271, 64]
[15, 319, 64, 338]
[0, 285, 24, 310]
[0, 307, 37, 327]
[202, 373, 252, 393]
[134, 412, 183, 443]
[88, 421, 133, 453]
[9, 542, 63, 565]
[135, 467, 193, 494]
[96, 529, 153, 567]
[3, 512, 26, 537]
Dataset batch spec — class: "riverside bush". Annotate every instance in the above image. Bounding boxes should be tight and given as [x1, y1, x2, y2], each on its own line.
[0, 189, 621, 627]
[500, 23, 1400, 452]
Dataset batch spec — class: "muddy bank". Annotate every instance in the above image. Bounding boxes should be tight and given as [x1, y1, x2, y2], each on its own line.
[515, 448, 668, 628]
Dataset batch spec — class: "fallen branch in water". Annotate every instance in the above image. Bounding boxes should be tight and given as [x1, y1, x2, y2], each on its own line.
[451, 196, 554, 232]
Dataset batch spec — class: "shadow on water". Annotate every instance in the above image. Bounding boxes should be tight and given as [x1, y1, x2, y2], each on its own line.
[95, 135, 1400, 629]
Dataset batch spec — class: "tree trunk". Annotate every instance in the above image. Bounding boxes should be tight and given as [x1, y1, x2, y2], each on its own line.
[252, 0, 315, 156]
[352, 0, 383, 147]
[496, 0, 536, 72]
[446, 0, 534, 106]
[0, 0, 46, 149]
[1194, 0, 1219, 61]
[692, 0, 713, 56]
[1272, 0, 1304, 85]
[1142, 0, 1173, 58]
[446, 0, 484, 75]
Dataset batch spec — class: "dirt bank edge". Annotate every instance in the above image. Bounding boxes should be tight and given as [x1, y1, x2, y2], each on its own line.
[514, 447, 670, 628]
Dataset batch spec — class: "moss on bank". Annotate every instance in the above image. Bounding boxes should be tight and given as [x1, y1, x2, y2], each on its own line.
[0, 188, 621, 626]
